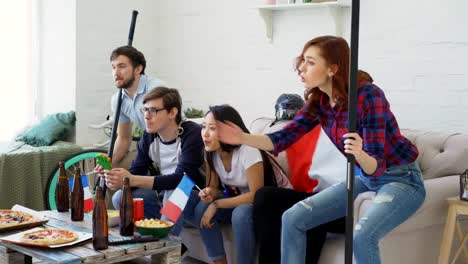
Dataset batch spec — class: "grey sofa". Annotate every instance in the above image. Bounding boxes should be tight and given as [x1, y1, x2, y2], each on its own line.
[181, 117, 468, 264]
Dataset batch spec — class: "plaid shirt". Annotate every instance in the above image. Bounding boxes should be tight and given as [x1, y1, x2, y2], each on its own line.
[267, 82, 418, 177]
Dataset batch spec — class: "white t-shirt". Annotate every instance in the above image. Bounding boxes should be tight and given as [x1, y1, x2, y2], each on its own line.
[148, 137, 181, 175]
[212, 145, 263, 193]
[157, 139, 179, 175]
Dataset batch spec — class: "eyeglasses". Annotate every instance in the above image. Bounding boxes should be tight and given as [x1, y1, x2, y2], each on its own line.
[140, 107, 166, 116]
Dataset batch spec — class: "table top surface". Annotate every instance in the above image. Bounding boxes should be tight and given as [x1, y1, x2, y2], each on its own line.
[0, 210, 180, 264]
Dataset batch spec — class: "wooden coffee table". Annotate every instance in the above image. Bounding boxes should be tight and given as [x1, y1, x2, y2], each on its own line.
[0, 210, 181, 264]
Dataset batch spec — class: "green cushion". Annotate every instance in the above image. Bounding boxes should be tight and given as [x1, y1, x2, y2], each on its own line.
[16, 111, 76, 146]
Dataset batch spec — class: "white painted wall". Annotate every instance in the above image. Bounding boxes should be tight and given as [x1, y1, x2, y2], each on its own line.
[0, 1, 34, 141]
[36, 0, 76, 119]
[75, 0, 468, 146]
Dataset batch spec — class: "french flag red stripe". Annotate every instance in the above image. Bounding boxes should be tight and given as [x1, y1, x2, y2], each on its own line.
[286, 125, 321, 193]
[286, 125, 349, 193]
[161, 200, 183, 223]
[84, 198, 94, 212]
[160, 175, 195, 223]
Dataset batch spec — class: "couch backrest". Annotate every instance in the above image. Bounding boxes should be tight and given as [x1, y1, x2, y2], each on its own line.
[401, 129, 468, 180]
[249, 118, 468, 180]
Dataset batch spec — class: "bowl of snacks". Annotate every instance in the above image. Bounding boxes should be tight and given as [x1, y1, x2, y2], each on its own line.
[135, 218, 174, 238]
[88, 210, 120, 227]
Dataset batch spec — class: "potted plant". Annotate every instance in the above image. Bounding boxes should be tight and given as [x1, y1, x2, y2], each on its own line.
[183, 107, 205, 123]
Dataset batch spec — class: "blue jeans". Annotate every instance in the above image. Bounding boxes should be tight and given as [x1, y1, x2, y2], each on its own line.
[281, 162, 426, 264]
[112, 189, 200, 236]
[112, 188, 160, 219]
[194, 201, 256, 264]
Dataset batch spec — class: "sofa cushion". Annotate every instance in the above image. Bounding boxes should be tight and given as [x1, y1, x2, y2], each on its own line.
[401, 129, 468, 180]
[249, 117, 290, 175]
[355, 175, 459, 235]
[16, 111, 76, 147]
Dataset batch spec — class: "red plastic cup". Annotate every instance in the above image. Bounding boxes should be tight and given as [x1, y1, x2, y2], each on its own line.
[133, 198, 144, 222]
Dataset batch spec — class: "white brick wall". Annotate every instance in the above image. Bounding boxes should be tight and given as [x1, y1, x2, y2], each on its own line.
[76, 0, 468, 146]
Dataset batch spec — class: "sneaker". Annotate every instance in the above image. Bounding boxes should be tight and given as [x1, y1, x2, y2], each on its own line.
[181, 243, 189, 259]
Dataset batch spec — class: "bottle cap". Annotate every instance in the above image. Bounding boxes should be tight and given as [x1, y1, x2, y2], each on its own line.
[123, 177, 130, 185]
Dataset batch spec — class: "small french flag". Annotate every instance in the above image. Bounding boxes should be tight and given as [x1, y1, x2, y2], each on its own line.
[160, 175, 195, 223]
[68, 175, 94, 212]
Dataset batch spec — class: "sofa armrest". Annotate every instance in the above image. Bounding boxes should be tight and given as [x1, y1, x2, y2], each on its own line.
[354, 175, 459, 235]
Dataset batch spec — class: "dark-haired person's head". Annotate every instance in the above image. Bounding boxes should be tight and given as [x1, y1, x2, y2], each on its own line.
[141, 87, 182, 133]
[110, 46, 147, 89]
[201, 105, 249, 154]
[296, 36, 372, 114]
[202, 105, 279, 187]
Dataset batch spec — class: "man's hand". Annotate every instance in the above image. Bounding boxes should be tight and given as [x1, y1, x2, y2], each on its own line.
[94, 165, 105, 176]
[105, 168, 132, 190]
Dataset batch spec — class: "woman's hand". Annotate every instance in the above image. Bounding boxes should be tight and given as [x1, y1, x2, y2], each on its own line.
[216, 121, 244, 145]
[200, 202, 218, 229]
[199, 187, 216, 203]
[105, 168, 132, 190]
[343, 133, 364, 162]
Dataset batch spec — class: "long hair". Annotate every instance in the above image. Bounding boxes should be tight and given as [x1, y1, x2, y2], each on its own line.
[296, 36, 373, 118]
[205, 105, 277, 188]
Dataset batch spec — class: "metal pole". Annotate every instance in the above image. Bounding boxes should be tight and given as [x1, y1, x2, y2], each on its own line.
[100, 10, 139, 194]
[346, 0, 360, 263]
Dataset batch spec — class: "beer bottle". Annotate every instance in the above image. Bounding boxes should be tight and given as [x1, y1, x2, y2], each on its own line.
[92, 183, 108, 250]
[119, 177, 134, 236]
[56, 161, 69, 212]
[70, 167, 84, 221]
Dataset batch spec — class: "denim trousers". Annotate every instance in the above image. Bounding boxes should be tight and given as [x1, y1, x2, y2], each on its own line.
[112, 188, 160, 219]
[193, 201, 256, 264]
[113, 188, 200, 236]
[281, 162, 426, 264]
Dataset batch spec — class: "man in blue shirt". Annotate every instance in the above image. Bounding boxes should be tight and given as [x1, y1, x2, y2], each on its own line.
[110, 46, 165, 167]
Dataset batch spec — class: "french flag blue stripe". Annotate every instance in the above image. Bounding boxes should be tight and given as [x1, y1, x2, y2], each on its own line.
[69, 174, 89, 189]
[178, 175, 195, 196]
[160, 174, 196, 223]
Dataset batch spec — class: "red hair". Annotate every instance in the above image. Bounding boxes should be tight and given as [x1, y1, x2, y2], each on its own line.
[296, 36, 372, 118]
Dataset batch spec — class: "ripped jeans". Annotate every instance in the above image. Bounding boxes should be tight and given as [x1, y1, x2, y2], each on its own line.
[281, 162, 426, 264]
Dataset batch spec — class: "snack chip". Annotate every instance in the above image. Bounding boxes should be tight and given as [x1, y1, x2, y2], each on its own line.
[135, 218, 173, 228]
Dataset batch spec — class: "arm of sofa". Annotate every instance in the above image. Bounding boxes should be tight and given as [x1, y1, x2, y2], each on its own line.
[354, 175, 459, 235]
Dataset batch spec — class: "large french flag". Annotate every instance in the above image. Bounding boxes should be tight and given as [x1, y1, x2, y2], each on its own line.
[68, 175, 94, 212]
[286, 125, 359, 193]
[160, 175, 195, 223]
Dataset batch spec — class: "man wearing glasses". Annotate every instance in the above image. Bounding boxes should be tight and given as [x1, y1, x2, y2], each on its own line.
[110, 46, 166, 168]
[105, 87, 204, 232]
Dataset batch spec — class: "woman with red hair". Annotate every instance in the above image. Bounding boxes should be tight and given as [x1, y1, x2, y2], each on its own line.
[217, 36, 425, 264]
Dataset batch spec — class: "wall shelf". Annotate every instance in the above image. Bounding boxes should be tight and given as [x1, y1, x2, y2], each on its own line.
[255, 1, 350, 42]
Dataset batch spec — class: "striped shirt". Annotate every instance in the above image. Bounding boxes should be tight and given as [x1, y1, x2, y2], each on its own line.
[267, 82, 418, 177]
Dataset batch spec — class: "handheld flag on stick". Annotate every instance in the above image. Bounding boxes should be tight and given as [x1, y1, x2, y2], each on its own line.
[96, 153, 112, 170]
[69, 175, 93, 212]
[160, 175, 195, 223]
